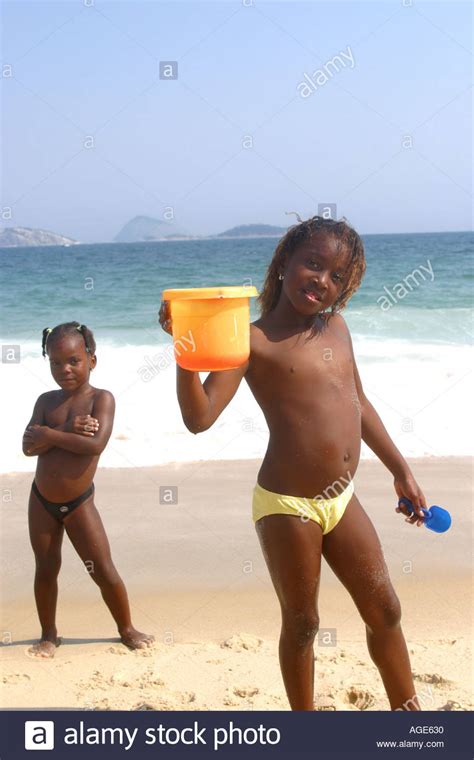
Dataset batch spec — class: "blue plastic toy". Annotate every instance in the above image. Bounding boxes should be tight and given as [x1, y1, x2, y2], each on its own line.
[398, 497, 451, 533]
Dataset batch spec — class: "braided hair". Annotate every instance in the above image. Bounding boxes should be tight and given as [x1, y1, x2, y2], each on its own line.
[257, 214, 366, 318]
[42, 322, 96, 358]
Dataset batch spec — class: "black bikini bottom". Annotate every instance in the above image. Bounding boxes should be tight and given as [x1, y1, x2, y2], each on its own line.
[32, 480, 94, 522]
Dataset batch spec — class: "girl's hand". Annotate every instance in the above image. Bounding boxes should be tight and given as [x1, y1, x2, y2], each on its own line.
[158, 300, 172, 335]
[23, 426, 38, 454]
[23, 424, 51, 451]
[394, 471, 427, 526]
[71, 414, 99, 436]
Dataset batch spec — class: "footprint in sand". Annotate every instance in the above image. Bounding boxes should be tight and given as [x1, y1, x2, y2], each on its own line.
[313, 696, 337, 711]
[221, 634, 264, 653]
[345, 687, 376, 710]
[106, 645, 153, 658]
[438, 700, 469, 711]
[223, 696, 239, 707]
[78, 672, 194, 710]
[133, 692, 196, 711]
[233, 686, 259, 698]
[81, 667, 166, 693]
[2, 673, 31, 684]
[106, 646, 128, 656]
[136, 669, 165, 690]
[413, 672, 451, 685]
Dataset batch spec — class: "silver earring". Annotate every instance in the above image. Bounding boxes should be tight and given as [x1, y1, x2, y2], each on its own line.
[278, 274, 284, 280]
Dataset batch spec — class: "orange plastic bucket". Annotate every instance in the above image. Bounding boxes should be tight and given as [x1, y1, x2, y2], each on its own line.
[162, 286, 258, 371]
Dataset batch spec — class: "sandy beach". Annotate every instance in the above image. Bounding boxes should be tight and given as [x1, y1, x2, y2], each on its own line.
[0, 457, 471, 711]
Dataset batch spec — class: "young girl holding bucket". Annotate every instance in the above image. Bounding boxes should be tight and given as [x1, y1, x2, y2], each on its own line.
[160, 216, 426, 710]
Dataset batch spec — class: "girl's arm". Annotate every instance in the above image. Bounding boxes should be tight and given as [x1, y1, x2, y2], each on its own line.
[159, 299, 249, 432]
[177, 362, 249, 433]
[24, 419, 96, 456]
[22, 394, 52, 456]
[24, 391, 115, 456]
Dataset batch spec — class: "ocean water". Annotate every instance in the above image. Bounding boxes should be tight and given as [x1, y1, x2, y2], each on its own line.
[1, 231, 472, 474]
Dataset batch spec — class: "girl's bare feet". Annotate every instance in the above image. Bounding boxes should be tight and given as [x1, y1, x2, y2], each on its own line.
[27, 637, 61, 659]
[120, 628, 155, 650]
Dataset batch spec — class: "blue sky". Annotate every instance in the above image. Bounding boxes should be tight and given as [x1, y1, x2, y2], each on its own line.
[2, 0, 472, 241]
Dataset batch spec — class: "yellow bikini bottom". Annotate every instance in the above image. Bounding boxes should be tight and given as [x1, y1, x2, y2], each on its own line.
[252, 479, 354, 534]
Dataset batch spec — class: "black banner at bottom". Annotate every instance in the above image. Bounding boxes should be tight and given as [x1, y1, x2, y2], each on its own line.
[1, 710, 472, 759]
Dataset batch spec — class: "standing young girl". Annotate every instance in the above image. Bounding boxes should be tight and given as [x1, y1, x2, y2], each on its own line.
[23, 322, 154, 656]
[160, 216, 426, 710]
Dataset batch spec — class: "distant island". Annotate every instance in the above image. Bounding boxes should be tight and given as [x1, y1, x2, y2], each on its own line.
[0, 222, 469, 249]
[0, 219, 290, 248]
[215, 224, 287, 238]
[0, 227, 78, 248]
[115, 218, 287, 243]
[114, 215, 189, 243]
